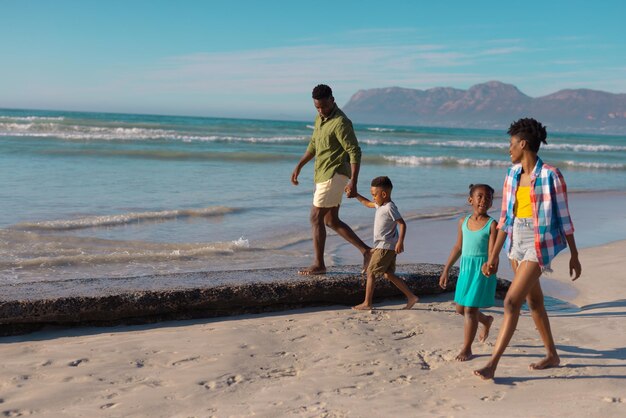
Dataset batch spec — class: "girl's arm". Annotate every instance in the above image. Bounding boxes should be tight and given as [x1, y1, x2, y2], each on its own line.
[483, 229, 507, 276]
[354, 193, 375, 208]
[439, 217, 464, 289]
[395, 218, 406, 254]
[566, 234, 582, 280]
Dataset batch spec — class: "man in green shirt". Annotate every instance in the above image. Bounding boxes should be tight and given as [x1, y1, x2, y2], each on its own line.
[291, 84, 371, 275]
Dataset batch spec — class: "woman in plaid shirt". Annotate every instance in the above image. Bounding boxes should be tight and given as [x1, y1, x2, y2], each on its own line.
[474, 118, 582, 380]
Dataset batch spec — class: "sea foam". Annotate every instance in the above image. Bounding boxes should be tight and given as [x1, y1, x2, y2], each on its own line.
[12, 206, 240, 231]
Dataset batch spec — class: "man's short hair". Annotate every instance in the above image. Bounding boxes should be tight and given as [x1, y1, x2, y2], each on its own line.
[371, 176, 393, 190]
[312, 84, 333, 100]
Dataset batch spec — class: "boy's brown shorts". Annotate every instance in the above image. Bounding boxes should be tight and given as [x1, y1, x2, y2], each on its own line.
[366, 248, 396, 277]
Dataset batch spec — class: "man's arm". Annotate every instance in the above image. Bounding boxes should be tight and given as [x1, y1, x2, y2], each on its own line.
[291, 151, 314, 185]
[345, 162, 360, 198]
[335, 121, 361, 198]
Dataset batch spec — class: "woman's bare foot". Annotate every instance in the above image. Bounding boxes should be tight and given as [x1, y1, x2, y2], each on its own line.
[478, 315, 494, 342]
[529, 354, 560, 370]
[403, 295, 419, 310]
[298, 265, 326, 275]
[352, 303, 373, 311]
[473, 364, 496, 380]
[361, 249, 372, 274]
[456, 349, 473, 362]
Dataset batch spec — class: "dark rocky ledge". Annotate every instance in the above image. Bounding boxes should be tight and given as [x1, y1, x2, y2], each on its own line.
[0, 263, 510, 336]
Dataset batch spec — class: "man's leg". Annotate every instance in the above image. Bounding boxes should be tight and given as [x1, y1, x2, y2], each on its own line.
[299, 206, 331, 275]
[324, 206, 371, 269]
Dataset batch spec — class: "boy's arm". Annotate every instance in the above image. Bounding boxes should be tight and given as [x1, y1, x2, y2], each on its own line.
[439, 217, 463, 289]
[395, 218, 406, 254]
[354, 193, 375, 208]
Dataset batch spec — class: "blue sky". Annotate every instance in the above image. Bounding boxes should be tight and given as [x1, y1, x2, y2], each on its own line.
[1, 0, 625, 120]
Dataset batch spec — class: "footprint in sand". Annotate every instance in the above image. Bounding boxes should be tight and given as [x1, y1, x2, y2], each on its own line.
[171, 356, 200, 366]
[2, 409, 33, 417]
[199, 374, 245, 390]
[389, 374, 413, 384]
[481, 391, 505, 402]
[100, 403, 118, 410]
[260, 367, 298, 379]
[68, 358, 89, 367]
[602, 397, 623, 403]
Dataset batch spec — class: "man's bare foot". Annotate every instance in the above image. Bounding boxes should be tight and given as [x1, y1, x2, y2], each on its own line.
[298, 266, 326, 275]
[478, 315, 494, 342]
[403, 295, 419, 310]
[529, 354, 560, 370]
[361, 249, 372, 274]
[352, 303, 373, 311]
[456, 349, 473, 362]
[473, 364, 496, 380]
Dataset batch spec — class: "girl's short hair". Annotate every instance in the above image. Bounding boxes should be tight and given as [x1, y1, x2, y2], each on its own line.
[468, 183, 494, 197]
[507, 118, 548, 153]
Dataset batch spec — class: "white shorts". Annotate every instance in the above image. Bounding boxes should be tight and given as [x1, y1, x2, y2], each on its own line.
[508, 218, 540, 264]
[313, 174, 349, 208]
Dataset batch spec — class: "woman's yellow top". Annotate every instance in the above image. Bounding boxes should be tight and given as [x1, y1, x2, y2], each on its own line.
[515, 186, 533, 218]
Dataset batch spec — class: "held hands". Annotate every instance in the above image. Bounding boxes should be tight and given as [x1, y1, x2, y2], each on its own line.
[344, 181, 357, 198]
[481, 258, 499, 277]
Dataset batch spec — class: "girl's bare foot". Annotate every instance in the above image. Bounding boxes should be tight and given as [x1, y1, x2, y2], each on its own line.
[529, 354, 560, 370]
[455, 349, 473, 361]
[403, 295, 419, 310]
[298, 265, 326, 275]
[352, 303, 373, 311]
[478, 315, 494, 342]
[474, 364, 496, 380]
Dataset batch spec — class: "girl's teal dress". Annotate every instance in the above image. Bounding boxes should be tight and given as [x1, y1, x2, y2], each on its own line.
[454, 215, 497, 308]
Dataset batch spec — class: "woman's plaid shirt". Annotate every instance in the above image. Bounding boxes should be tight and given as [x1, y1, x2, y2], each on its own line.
[497, 157, 575, 269]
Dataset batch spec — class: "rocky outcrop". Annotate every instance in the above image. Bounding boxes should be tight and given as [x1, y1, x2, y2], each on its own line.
[0, 264, 510, 336]
[344, 81, 626, 134]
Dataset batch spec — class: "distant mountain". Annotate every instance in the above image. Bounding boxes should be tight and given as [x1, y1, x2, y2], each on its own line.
[343, 81, 626, 134]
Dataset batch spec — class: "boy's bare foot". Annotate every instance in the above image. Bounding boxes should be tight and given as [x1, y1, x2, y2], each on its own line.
[456, 349, 473, 362]
[361, 249, 372, 274]
[298, 266, 326, 275]
[403, 295, 419, 310]
[478, 315, 494, 342]
[529, 354, 560, 370]
[473, 364, 496, 380]
[352, 303, 373, 311]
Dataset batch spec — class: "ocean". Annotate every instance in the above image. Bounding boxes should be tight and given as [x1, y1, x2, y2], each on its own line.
[2, 108, 626, 285]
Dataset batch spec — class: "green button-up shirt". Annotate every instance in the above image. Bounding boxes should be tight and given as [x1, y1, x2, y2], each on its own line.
[306, 105, 362, 184]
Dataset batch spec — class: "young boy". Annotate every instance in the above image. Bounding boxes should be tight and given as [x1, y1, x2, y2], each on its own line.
[352, 176, 419, 310]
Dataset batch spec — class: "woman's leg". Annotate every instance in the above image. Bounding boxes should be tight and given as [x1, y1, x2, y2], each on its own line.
[526, 280, 560, 369]
[474, 260, 542, 379]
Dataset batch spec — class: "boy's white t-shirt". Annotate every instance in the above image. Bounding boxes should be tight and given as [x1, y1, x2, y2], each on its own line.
[373, 201, 402, 250]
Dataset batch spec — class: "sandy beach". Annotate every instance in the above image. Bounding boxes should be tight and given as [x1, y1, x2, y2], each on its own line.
[0, 240, 624, 417]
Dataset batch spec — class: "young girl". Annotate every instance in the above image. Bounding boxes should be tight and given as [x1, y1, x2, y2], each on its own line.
[440, 184, 497, 361]
[474, 118, 582, 380]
